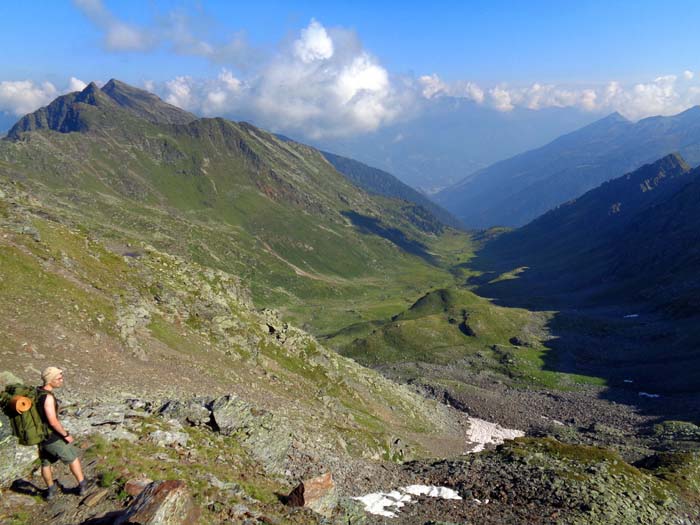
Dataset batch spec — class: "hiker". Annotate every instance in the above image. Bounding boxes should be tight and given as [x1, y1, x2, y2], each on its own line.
[38, 366, 87, 499]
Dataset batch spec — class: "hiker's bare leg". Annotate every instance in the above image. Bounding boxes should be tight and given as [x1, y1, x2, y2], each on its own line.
[68, 458, 84, 483]
[41, 464, 54, 488]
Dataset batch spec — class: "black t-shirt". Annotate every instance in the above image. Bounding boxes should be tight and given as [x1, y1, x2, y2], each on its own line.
[37, 388, 62, 444]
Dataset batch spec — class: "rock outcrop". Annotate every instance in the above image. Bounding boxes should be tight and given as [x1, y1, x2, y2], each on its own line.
[114, 480, 200, 525]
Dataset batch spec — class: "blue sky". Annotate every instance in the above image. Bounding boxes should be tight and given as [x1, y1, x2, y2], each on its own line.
[2, 1, 700, 138]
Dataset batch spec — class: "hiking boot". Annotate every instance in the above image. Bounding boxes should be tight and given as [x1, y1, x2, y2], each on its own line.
[45, 483, 58, 501]
[77, 479, 88, 496]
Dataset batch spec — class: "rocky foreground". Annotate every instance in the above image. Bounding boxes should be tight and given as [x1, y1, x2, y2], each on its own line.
[2, 386, 699, 524]
[1, 168, 700, 524]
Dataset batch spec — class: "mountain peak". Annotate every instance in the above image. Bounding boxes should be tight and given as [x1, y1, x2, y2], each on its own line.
[6, 78, 197, 140]
[603, 111, 628, 123]
[655, 151, 690, 171]
[74, 81, 112, 106]
[100, 78, 197, 125]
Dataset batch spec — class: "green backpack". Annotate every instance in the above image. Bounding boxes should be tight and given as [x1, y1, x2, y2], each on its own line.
[0, 384, 50, 446]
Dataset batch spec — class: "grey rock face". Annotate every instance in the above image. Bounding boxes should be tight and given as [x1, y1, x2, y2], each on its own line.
[148, 430, 189, 448]
[0, 439, 39, 486]
[210, 394, 293, 474]
[158, 399, 212, 427]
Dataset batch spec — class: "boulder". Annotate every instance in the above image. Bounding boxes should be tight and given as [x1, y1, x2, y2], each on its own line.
[287, 472, 338, 517]
[210, 395, 255, 436]
[125, 477, 154, 497]
[148, 430, 189, 448]
[115, 480, 200, 525]
[158, 398, 211, 427]
[0, 439, 39, 487]
[210, 394, 293, 474]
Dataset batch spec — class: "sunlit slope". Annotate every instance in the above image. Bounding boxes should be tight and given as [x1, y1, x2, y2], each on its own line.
[0, 179, 468, 463]
[0, 80, 469, 331]
[332, 287, 603, 390]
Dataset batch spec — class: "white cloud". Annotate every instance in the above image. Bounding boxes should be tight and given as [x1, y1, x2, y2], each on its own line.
[164, 76, 196, 111]
[419, 74, 448, 99]
[418, 74, 484, 103]
[202, 69, 243, 114]
[0, 80, 58, 116]
[294, 19, 334, 63]
[684, 70, 694, 80]
[469, 73, 700, 120]
[73, 0, 153, 51]
[155, 20, 404, 138]
[105, 22, 151, 51]
[462, 82, 485, 104]
[335, 54, 389, 103]
[489, 86, 514, 111]
[68, 77, 88, 92]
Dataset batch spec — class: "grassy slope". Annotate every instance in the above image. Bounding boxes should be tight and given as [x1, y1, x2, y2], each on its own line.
[0, 178, 466, 464]
[0, 116, 472, 337]
[333, 286, 605, 391]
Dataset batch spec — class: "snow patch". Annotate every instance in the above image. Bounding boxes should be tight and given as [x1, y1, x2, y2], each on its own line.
[353, 485, 462, 518]
[466, 416, 524, 452]
[403, 485, 462, 499]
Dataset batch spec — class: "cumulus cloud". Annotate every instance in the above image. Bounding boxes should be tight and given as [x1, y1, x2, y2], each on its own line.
[164, 76, 196, 111]
[489, 86, 514, 112]
[68, 77, 88, 92]
[294, 19, 334, 63]
[418, 74, 484, 103]
[250, 22, 405, 137]
[418, 74, 448, 99]
[0, 80, 58, 116]
[458, 73, 700, 120]
[410, 68, 700, 121]
[152, 19, 405, 138]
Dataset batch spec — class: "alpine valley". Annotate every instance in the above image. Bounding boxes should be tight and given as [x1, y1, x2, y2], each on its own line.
[1, 80, 699, 525]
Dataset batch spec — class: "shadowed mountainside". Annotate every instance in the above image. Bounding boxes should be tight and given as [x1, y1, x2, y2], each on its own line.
[466, 154, 700, 395]
[321, 150, 464, 229]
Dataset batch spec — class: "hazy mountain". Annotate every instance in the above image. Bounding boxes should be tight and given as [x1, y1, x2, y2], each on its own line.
[304, 97, 600, 194]
[476, 153, 700, 309]
[437, 106, 700, 228]
[320, 150, 464, 229]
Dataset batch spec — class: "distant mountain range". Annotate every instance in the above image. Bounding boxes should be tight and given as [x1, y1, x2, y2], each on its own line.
[320, 150, 463, 229]
[437, 107, 700, 229]
[470, 153, 700, 393]
[307, 97, 598, 194]
[477, 153, 700, 314]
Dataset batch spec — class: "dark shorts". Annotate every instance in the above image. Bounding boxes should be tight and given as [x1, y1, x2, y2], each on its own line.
[39, 438, 78, 466]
